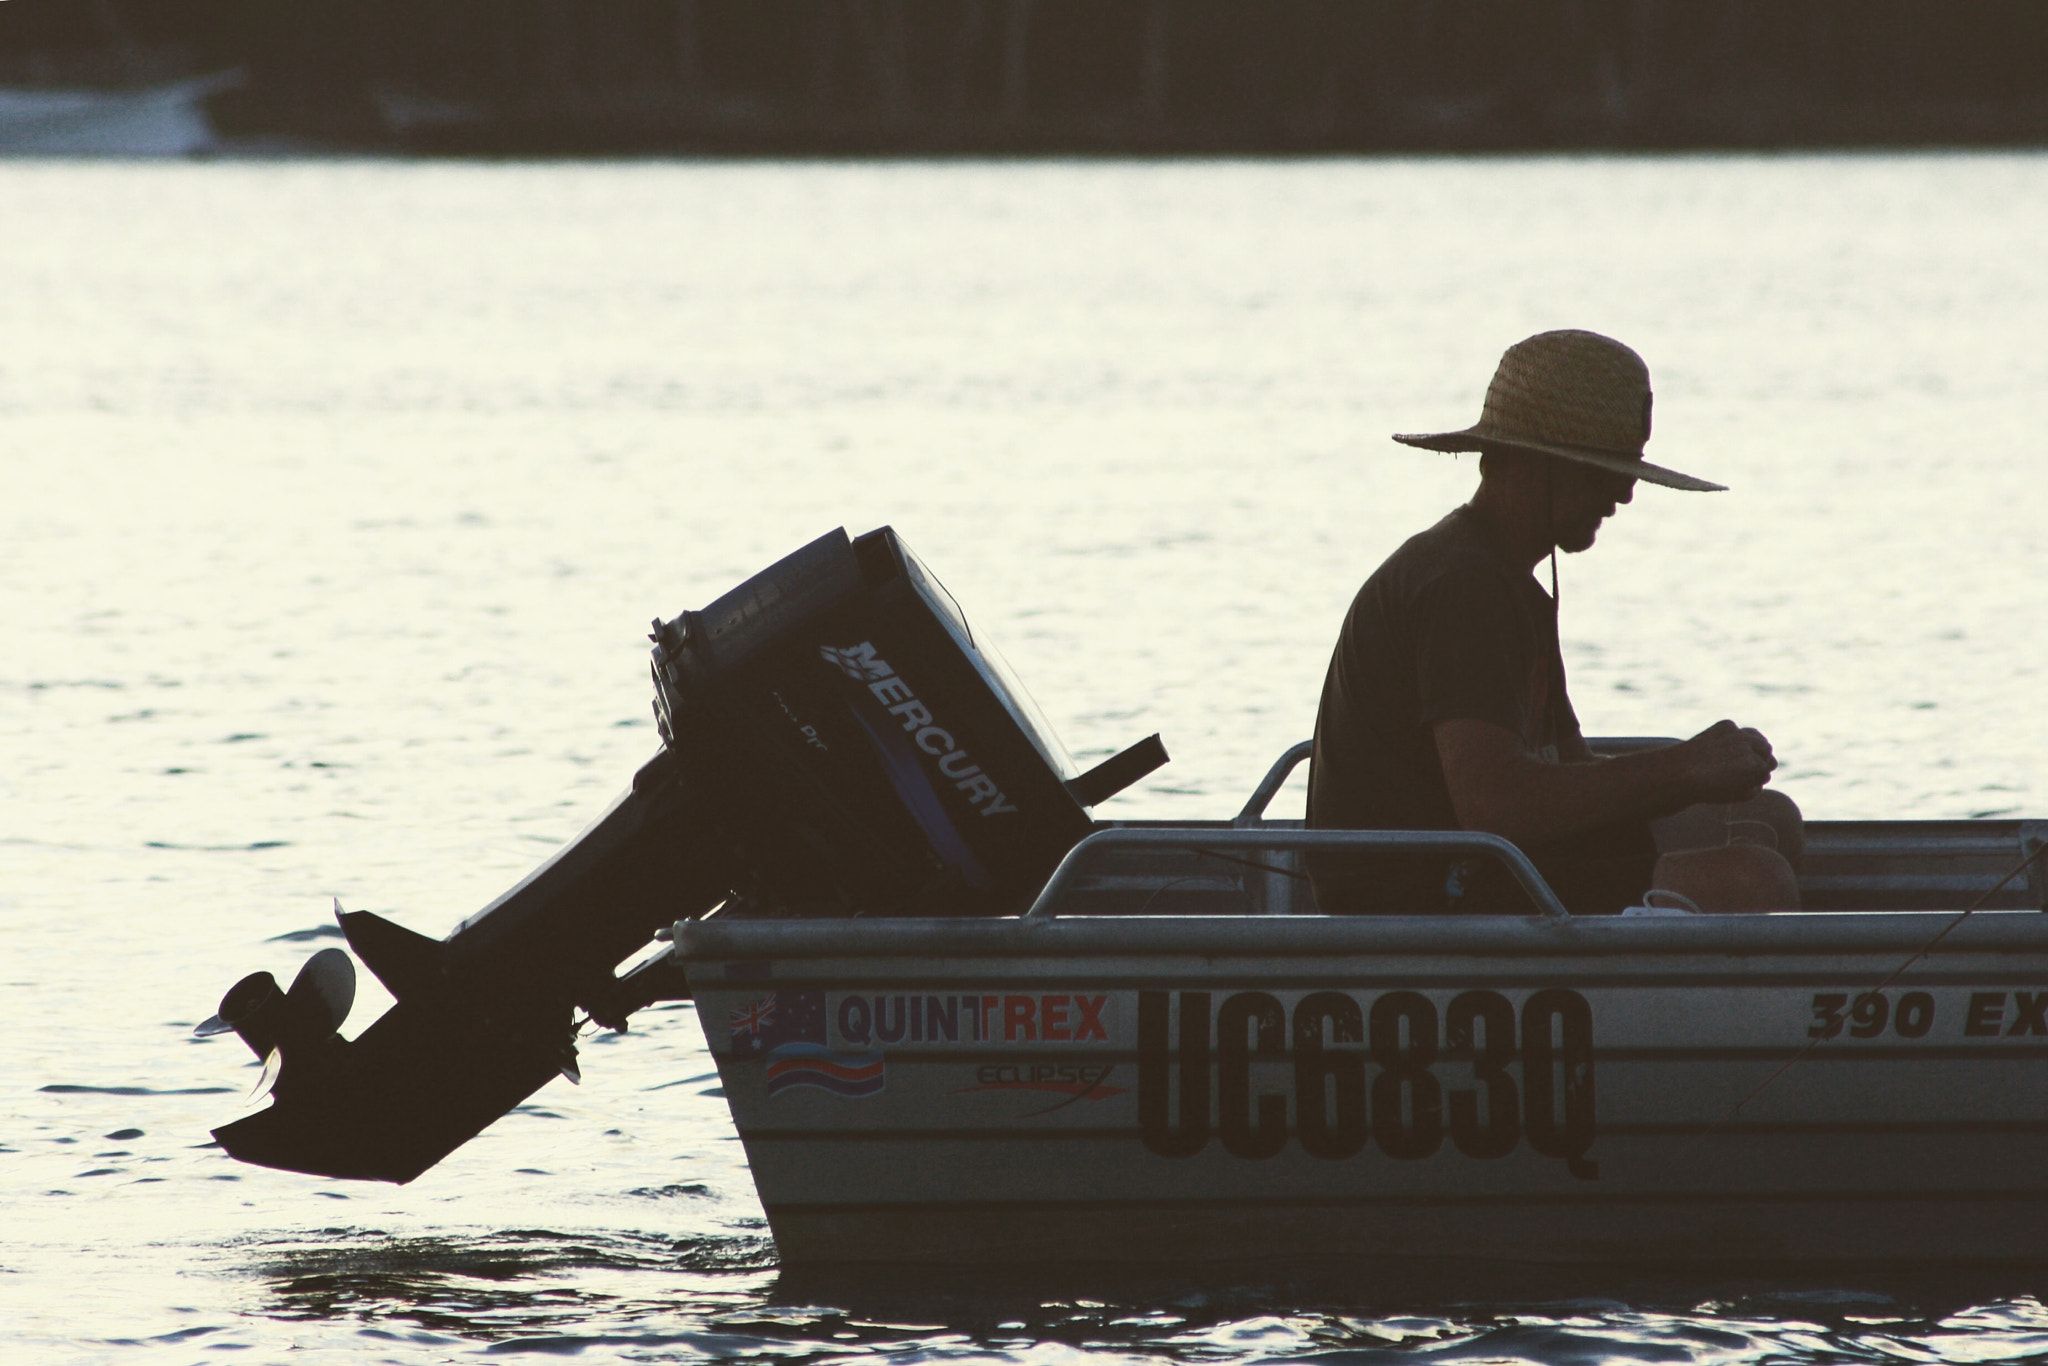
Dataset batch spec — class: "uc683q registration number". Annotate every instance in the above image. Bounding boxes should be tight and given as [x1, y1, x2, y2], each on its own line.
[1137, 989, 1598, 1178]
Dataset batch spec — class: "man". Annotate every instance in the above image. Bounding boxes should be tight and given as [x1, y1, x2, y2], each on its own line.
[1308, 329, 1800, 915]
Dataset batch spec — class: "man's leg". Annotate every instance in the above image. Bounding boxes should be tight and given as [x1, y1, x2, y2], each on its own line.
[1650, 790, 1804, 866]
[1652, 843, 1800, 912]
[1649, 790, 1804, 912]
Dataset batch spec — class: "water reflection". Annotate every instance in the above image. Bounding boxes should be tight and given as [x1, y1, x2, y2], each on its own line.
[250, 1227, 775, 1343]
[756, 1270, 2048, 1365]
[210, 1221, 2048, 1362]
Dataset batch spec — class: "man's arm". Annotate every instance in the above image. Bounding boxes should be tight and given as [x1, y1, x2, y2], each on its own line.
[1434, 717, 1777, 848]
[1554, 723, 1596, 764]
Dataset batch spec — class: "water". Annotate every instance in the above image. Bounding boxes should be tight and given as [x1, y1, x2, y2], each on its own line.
[4, 154, 2047, 1362]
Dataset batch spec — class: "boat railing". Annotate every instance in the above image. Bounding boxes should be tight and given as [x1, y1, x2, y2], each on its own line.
[1189, 737, 1686, 917]
[1098, 739, 2048, 916]
[1232, 739, 1314, 826]
[1024, 826, 1571, 920]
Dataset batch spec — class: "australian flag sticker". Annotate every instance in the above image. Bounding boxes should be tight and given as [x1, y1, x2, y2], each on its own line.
[728, 989, 885, 1098]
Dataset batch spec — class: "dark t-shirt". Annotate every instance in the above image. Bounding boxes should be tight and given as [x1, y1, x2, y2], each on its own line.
[1307, 505, 1649, 913]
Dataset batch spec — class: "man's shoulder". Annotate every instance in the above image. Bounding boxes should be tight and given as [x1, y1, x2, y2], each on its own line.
[1369, 507, 1521, 601]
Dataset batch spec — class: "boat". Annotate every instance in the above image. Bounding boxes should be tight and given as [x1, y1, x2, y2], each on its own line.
[194, 527, 2048, 1268]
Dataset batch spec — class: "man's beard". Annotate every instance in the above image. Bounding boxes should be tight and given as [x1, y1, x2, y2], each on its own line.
[1556, 518, 1603, 553]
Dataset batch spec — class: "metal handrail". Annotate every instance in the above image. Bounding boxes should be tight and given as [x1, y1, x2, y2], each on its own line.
[1022, 826, 1571, 920]
[1233, 739, 1313, 825]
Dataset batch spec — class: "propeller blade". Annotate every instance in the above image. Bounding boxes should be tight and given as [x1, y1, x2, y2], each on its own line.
[247, 1048, 284, 1104]
[286, 947, 356, 1035]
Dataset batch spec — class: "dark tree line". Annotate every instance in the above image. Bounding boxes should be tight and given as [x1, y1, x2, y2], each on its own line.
[4, 0, 2047, 152]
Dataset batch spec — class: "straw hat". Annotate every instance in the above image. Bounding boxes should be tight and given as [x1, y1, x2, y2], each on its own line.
[1394, 330, 1724, 492]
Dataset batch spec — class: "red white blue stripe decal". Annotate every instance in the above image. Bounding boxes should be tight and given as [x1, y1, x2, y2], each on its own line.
[765, 1042, 886, 1097]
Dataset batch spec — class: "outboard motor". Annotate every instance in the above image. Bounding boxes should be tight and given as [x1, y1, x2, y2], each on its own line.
[202, 527, 1166, 1182]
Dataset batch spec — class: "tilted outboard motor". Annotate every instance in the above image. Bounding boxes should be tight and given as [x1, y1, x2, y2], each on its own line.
[201, 527, 1167, 1182]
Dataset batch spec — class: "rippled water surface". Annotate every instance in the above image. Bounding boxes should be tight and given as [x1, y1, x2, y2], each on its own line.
[5, 155, 2048, 1362]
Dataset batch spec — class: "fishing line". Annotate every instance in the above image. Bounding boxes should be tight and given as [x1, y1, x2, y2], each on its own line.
[1194, 847, 1311, 883]
[1132, 873, 1247, 916]
[1664, 838, 2048, 1172]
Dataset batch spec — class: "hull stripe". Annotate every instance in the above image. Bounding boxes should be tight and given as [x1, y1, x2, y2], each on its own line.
[726, 1045, 2048, 1065]
[714, 971, 2048, 991]
[764, 1187, 2048, 1217]
[742, 1118, 2048, 1143]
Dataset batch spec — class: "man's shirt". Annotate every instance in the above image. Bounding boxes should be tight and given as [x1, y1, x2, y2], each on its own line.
[1307, 504, 1580, 910]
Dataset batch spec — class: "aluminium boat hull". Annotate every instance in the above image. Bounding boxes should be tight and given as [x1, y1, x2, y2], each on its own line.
[682, 910, 2048, 1267]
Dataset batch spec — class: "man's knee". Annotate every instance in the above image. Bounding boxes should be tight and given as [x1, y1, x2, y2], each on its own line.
[1652, 789, 1804, 867]
[1652, 842, 1800, 913]
[1650, 804, 1726, 856]
[1745, 788, 1804, 866]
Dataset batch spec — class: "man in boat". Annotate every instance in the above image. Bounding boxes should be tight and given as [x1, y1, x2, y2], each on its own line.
[1308, 329, 1801, 915]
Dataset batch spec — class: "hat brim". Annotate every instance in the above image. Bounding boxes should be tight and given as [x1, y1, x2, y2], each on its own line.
[1393, 428, 1725, 493]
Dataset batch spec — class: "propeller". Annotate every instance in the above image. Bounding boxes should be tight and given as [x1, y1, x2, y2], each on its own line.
[194, 944, 357, 1088]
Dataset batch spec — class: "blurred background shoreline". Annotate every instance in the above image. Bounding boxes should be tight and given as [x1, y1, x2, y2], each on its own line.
[3, 0, 2047, 158]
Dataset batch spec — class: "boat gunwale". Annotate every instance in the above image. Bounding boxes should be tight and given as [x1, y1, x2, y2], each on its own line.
[674, 906, 2048, 963]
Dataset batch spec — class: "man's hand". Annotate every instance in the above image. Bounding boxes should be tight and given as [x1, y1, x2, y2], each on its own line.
[1678, 719, 1777, 803]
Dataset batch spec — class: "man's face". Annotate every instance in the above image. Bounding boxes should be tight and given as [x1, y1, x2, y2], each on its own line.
[1549, 460, 1637, 553]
